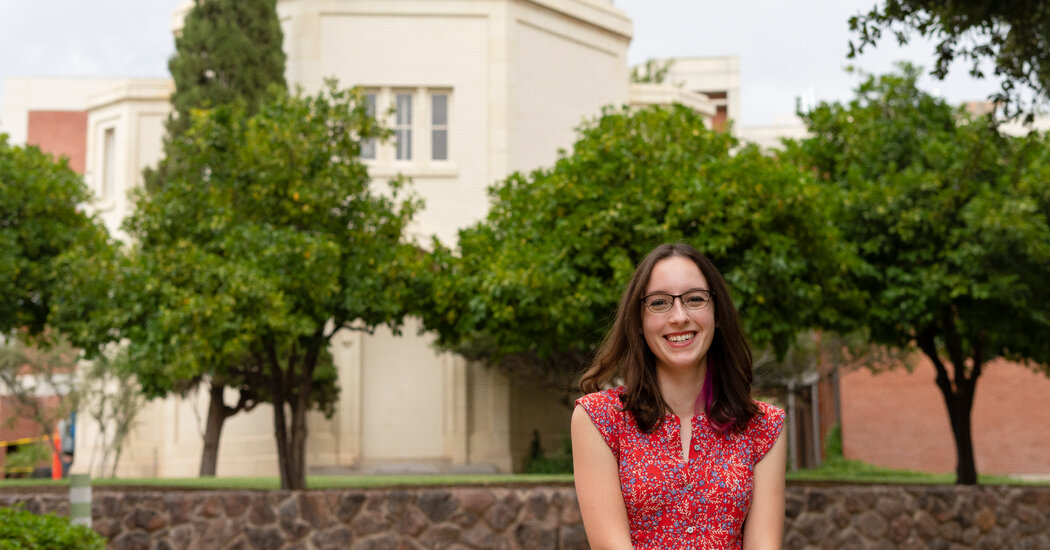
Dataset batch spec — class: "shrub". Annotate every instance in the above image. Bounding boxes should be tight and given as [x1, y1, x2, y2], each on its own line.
[0, 505, 106, 549]
[523, 430, 573, 474]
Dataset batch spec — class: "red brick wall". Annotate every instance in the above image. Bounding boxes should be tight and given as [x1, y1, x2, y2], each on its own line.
[0, 395, 60, 443]
[26, 110, 88, 174]
[841, 357, 1050, 475]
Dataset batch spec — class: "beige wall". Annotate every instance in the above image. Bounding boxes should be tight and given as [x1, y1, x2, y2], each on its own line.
[506, 0, 630, 174]
[509, 379, 574, 471]
[84, 79, 172, 240]
[662, 56, 741, 125]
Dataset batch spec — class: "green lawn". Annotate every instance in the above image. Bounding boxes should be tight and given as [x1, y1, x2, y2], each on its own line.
[0, 473, 575, 491]
[786, 457, 1044, 485]
[1, 464, 1046, 490]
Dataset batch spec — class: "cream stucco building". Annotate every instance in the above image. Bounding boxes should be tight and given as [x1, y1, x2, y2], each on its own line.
[0, 0, 745, 478]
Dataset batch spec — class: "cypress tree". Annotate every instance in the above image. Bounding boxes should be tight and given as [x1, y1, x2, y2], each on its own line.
[139, 0, 287, 476]
[146, 0, 286, 192]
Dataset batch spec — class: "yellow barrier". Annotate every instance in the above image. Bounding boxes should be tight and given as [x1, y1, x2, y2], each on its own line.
[0, 434, 51, 447]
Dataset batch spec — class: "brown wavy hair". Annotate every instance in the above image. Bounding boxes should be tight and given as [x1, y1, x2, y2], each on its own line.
[579, 243, 759, 433]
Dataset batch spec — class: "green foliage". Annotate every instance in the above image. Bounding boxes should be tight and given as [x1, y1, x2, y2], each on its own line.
[786, 64, 1050, 484]
[848, 0, 1050, 119]
[148, 0, 287, 193]
[523, 430, 573, 474]
[420, 104, 857, 392]
[0, 505, 106, 549]
[66, 82, 419, 489]
[630, 59, 674, 84]
[2, 443, 51, 477]
[823, 423, 843, 461]
[165, 0, 286, 140]
[788, 64, 1050, 365]
[0, 135, 110, 336]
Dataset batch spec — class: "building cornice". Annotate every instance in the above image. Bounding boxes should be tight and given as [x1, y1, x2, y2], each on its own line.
[86, 80, 174, 112]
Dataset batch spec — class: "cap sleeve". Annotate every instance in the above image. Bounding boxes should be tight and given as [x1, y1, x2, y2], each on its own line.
[574, 389, 623, 459]
[749, 400, 785, 466]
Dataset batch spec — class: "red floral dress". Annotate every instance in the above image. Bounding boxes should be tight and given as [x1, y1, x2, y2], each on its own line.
[576, 386, 784, 549]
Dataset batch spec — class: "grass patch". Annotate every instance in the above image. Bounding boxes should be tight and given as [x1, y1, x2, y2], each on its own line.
[0, 473, 575, 491]
[787, 457, 1045, 486]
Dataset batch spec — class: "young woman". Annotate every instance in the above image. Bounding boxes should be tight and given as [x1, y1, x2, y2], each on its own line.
[573, 243, 786, 549]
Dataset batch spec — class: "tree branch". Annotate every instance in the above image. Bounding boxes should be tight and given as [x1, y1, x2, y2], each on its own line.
[917, 327, 955, 397]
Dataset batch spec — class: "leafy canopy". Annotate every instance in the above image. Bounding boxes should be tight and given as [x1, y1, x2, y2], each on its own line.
[166, 0, 286, 139]
[849, 0, 1050, 119]
[0, 135, 110, 337]
[785, 64, 1050, 484]
[148, 0, 287, 193]
[788, 64, 1050, 364]
[419, 104, 858, 389]
[85, 82, 416, 489]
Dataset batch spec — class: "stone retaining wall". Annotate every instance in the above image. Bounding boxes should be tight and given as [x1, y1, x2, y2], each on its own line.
[1, 484, 1049, 549]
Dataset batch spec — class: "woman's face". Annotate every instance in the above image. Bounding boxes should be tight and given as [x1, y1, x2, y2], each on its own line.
[642, 256, 717, 375]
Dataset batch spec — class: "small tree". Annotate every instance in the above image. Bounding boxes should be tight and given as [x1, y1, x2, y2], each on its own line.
[0, 335, 79, 464]
[76, 349, 146, 478]
[143, 0, 288, 476]
[418, 104, 857, 398]
[787, 64, 1050, 484]
[122, 83, 419, 490]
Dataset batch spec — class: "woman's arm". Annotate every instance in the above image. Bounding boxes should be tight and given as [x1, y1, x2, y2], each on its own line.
[571, 404, 634, 550]
[742, 429, 787, 549]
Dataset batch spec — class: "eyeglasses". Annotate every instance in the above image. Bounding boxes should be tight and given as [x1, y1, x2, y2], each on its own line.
[641, 289, 715, 314]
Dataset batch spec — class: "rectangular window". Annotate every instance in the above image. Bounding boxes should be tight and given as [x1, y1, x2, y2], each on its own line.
[102, 128, 116, 200]
[395, 93, 413, 160]
[360, 93, 377, 160]
[431, 93, 448, 161]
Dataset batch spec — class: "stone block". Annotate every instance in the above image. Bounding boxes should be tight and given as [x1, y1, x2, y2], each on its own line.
[245, 526, 283, 550]
[417, 491, 457, 523]
[888, 513, 912, 543]
[248, 498, 276, 526]
[853, 510, 889, 539]
[111, 531, 151, 550]
[419, 523, 462, 549]
[351, 512, 391, 537]
[129, 507, 167, 532]
[806, 489, 828, 512]
[559, 523, 589, 550]
[874, 495, 904, 519]
[397, 504, 429, 537]
[461, 522, 500, 548]
[224, 492, 252, 519]
[353, 533, 400, 550]
[453, 488, 496, 516]
[970, 505, 995, 531]
[311, 526, 354, 550]
[337, 492, 368, 523]
[784, 495, 804, 519]
[514, 522, 557, 549]
[489, 493, 524, 531]
[937, 520, 962, 542]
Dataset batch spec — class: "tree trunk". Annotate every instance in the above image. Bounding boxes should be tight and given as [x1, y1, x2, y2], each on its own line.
[918, 332, 980, 485]
[199, 382, 227, 477]
[288, 395, 308, 490]
[945, 393, 977, 484]
[267, 337, 321, 491]
[272, 388, 293, 489]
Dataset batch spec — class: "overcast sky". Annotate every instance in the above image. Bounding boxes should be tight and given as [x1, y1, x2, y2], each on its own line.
[0, 0, 1003, 127]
